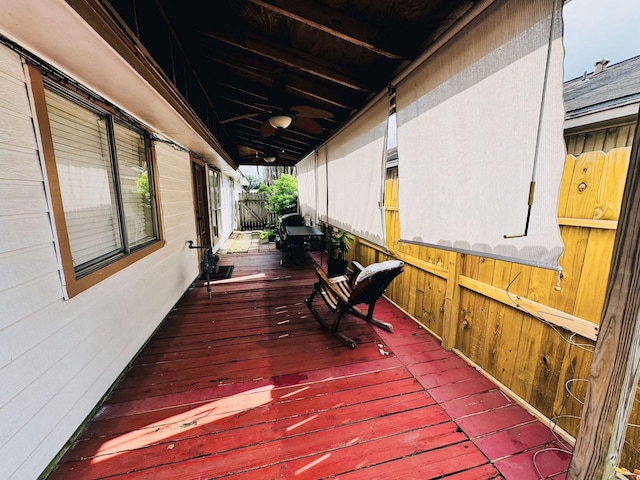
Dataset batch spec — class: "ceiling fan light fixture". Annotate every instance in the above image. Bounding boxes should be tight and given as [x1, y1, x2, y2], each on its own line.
[268, 114, 293, 129]
[263, 156, 276, 163]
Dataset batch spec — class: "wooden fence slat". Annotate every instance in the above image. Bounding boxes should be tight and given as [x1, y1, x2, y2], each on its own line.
[236, 192, 277, 230]
[598, 147, 631, 221]
[441, 253, 463, 350]
[564, 151, 606, 219]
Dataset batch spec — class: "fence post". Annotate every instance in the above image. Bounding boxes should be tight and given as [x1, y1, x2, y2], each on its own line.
[441, 252, 463, 351]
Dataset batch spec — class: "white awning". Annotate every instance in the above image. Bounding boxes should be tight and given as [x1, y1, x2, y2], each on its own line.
[396, 0, 565, 269]
[325, 97, 388, 247]
[296, 151, 316, 222]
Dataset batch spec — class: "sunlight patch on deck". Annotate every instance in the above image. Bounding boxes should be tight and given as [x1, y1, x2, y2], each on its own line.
[91, 385, 274, 462]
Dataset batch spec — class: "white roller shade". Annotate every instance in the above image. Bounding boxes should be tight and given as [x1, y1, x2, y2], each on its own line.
[296, 151, 316, 222]
[317, 146, 328, 223]
[396, 0, 564, 269]
[326, 97, 388, 247]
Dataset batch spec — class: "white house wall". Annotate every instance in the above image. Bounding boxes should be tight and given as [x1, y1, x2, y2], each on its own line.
[0, 40, 218, 479]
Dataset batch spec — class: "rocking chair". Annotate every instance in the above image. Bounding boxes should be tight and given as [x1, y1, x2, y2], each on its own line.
[305, 260, 404, 348]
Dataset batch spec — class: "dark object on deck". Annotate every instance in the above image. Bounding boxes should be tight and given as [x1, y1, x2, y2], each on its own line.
[278, 213, 324, 266]
[278, 213, 305, 244]
[279, 213, 305, 226]
[280, 225, 324, 266]
[277, 214, 304, 255]
[305, 260, 404, 348]
[187, 240, 219, 299]
[328, 258, 348, 277]
[210, 265, 234, 280]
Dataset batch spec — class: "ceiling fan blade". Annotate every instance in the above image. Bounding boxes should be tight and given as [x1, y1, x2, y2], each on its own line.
[291, 105, 333, 119]
[291, 117, 323, 135]
[220, 112, 263, 124]
[260, 120, 277, 137]
[255, 103, 281, 111]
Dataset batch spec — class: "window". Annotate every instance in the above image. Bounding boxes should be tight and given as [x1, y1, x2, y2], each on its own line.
[29, 66, 163, 296]
[208, 169, 221, 241]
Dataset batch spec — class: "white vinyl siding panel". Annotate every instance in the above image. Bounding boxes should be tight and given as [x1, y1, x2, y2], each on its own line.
[0, 40, 204, 480]
[0, 47, 61, 337]
[0, 45, 65, 478]
[0, 108, 37, 151]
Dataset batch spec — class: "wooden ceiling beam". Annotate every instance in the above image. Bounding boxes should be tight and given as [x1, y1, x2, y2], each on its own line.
[199, 30, 372, 92]
[247, 0, 406, 60]
[205, 55, 361, 111]
[418, 1, 478, 51]
[233, 125, 317, 148]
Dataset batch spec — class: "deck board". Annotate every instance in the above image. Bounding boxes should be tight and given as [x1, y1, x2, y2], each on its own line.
[47, 245, 571, 479]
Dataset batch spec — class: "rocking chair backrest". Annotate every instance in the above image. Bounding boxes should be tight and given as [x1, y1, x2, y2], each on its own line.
[348, 262, 404, 307]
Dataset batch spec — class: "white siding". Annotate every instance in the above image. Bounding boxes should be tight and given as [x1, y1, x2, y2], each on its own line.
[0, 44, 201, 479]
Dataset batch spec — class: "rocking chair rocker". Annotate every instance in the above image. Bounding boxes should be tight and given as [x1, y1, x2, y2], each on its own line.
[305, 260, 404, 348]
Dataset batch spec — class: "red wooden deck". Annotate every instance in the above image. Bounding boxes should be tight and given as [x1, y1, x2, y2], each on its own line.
[48, 247, 572, 479]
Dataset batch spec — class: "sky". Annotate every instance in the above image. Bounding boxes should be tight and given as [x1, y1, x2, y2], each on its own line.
[563, 0, 640, 80]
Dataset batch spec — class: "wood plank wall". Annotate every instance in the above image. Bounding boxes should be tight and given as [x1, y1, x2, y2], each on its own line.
[351, 121, 640, 469]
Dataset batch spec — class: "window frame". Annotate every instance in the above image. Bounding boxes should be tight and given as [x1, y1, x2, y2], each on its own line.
[208, 167, 222, 242]
[28, 64, 164, 298]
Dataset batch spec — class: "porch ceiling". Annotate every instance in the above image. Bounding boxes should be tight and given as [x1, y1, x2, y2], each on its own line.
[81, 0, 478, 167]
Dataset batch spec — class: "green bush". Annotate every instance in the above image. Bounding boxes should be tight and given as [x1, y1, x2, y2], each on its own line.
[327, 227, 353, 260]
[134, 171, 151, 209]
[257, 183, 272, 194]
[267, 174, 298, 216]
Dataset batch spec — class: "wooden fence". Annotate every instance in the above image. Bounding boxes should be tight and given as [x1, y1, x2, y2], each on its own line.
[236, 192, 277, 230]
[350, 122, 640, 468]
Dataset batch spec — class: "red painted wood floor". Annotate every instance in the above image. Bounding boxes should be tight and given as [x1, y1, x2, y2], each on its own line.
[48, 249, 572, 479]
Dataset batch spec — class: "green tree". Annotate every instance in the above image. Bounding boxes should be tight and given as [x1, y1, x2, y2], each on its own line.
[134, 171, 151, 209]
[267, 173, 298, 216]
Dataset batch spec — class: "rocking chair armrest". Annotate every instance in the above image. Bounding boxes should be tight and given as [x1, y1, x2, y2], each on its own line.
[350, 261, 365, 282]
[351, 261, 365, 272]
[315, 268, 351, 304]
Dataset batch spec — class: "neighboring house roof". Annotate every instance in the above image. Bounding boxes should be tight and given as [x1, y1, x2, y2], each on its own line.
[564, 55, 640, 128]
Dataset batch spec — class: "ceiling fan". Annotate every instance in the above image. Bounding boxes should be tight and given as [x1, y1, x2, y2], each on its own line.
[221, 77, 333, 138]
[242, 147, 297, 164]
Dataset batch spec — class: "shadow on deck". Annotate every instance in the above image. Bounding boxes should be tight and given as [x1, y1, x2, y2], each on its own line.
[48, 241, 572, 479]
